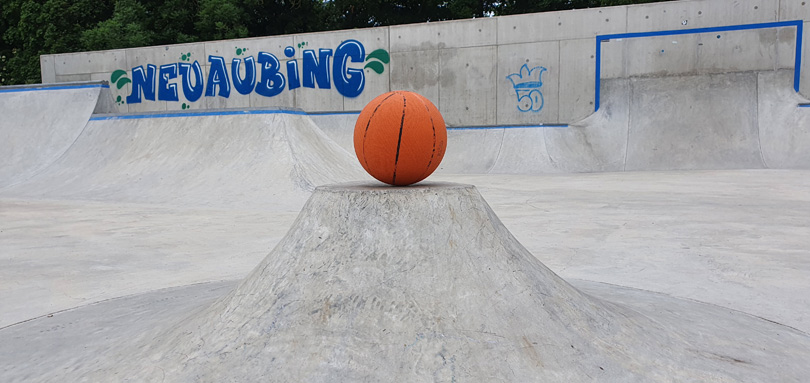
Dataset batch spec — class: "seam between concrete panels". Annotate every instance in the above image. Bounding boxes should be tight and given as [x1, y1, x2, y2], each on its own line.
[755, 71, 769, 168]
[557, 40, 561, 124]
[623, 78, 632, 172]
[387, 26, 392, 93]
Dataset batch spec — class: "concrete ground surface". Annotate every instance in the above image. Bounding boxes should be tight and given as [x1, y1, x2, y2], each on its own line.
[2, 182, 810, 382]
[2, 76, 810, 380]
[2, 170, 809, 334]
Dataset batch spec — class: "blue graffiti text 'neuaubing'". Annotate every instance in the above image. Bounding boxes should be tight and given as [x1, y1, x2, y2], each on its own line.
[126, 40, 367, 104]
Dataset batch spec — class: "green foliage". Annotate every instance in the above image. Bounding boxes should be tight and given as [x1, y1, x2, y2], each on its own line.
[195, 0, 249, 41]
[81, 0, 155, 50]
[0, 0, 673, 85]
[2, 0, 113, 84]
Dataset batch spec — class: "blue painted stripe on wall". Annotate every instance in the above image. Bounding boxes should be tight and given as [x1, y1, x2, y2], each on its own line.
[309, 111, 361, 116]
[89, 108, 569, 129]
[90, 109, 308, 121]
[595, 20, 805, 111]
[598, 20, 803, 41]
[0, 83, 110, 93]
[449, 124, 568, 130]
[796, 22, 804, 93]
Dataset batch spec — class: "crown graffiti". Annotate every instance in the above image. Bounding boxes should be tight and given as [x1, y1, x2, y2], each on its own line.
[506, 64, 547, 113]
[507, 64, 546, 90]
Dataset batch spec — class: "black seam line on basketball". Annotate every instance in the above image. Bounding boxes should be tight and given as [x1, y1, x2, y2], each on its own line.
[415, 96, 437, 181]
[392, 93, 406, 185]
[362, 92, 398, 171]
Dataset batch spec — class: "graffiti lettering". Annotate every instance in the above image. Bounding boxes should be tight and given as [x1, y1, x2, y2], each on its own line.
[206, 56, 231, 98]
[232, 56, 256, 95]
[117, 40, 386, 105]
[127, 64, 157, 104]
[333, 40, 365, 98]
[256, 52, 285, 97]
[506, 64, 546, 113]
[302, 49, 332, 89]
[179, 61, 204, 102]
[158, 64, 179, 101]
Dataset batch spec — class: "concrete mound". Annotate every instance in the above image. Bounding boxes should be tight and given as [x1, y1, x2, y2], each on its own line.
[0, 82, 116, 187]
[2, 110, 369, 209]
[77, 183, 807, 382]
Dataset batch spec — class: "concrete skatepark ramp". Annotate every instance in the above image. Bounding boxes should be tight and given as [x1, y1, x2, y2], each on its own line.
[309, 70, 810, 174]
[1, 109, 369, 210]
[0, 82, 116, 188]
[437, 70, 810, 173]
[49, 183, 808, 381]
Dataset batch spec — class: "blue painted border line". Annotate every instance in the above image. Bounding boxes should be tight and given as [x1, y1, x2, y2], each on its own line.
[799, 104, 810, 108]
[449, 124, 568, 130]
[595, 20, 804, 111]
[0, 83, 109, 94]
[309, 111, 361, 116]
[90, 109, 307, 121]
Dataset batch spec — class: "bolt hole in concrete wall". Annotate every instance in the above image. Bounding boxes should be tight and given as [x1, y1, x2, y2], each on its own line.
[39, 0, 809, 172]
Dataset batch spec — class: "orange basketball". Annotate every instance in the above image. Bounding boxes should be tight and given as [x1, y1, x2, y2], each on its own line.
[354, 91, 447, 186]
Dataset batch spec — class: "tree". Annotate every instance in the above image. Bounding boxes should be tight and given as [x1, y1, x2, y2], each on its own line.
[195, 0, 249, 41]
[81, 0, 155, 51]
[1, 0, 113, 84]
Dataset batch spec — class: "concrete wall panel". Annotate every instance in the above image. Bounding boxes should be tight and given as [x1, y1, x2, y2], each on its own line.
[559, 38, 598, 122]
[600, 39, 627, 79]
[40, 56, 56, 83]
[389, 50, 440, 104]
[626, 0, 777, 33]
[204, 36, 292, 60]
[55, 74, 92, 82]
[777, 0, 810, 96]
[126, 44, 205, 72]
[497, 6, 627, 45]
[625, 34, 698, 77]
[439, 46, 497, 126]
[776, 27, 798, 69]
[294, 27, 389, 55]
[54, 50, 127, 76]
[780, 0, 810, 20]
[390, 18, 496, 52]
[698, 28, 778, 72]
[496, 41, 560, 125]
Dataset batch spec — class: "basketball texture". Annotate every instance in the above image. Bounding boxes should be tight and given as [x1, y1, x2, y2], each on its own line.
[354, 91, 447, 186]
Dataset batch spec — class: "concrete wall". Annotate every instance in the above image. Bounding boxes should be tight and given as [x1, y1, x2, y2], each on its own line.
[41, 0, 808, 125]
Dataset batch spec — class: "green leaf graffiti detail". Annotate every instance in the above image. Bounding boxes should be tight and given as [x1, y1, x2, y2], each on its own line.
[111, 69, 131, 89]
[366, 49, 390, 64]
[364, 61, 385, 75]
[115, 77, 131, 90]
[111, 69, 127, 83]
[363, 49, 389, 75]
